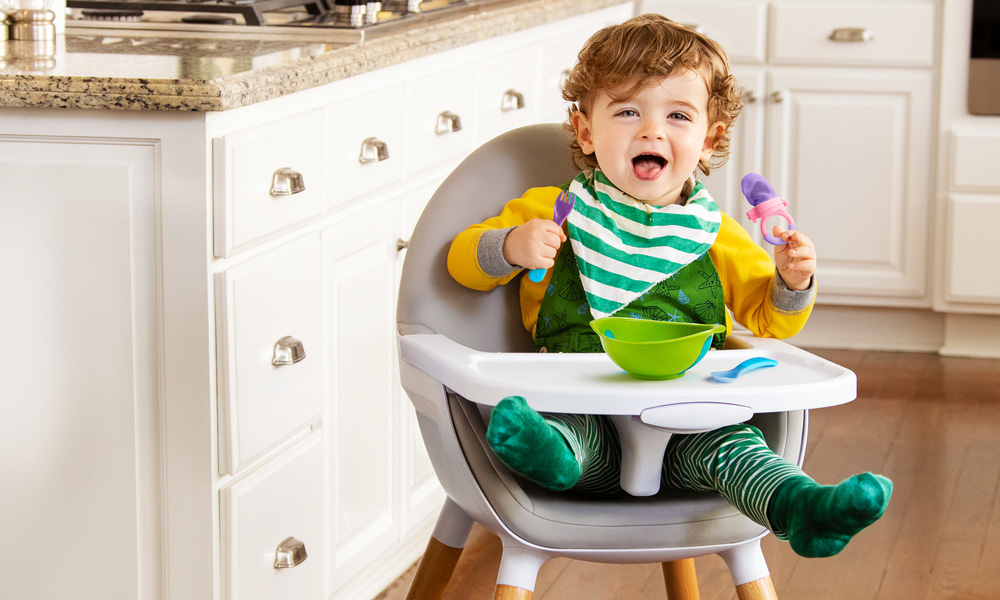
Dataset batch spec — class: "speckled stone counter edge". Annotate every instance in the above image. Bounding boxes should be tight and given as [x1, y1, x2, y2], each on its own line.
[0, 0, 629, 112]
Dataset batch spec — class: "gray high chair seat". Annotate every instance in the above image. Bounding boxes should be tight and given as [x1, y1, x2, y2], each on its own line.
[396, 123, 807, 600]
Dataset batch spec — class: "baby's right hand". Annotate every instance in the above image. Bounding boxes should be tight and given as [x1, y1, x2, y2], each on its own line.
[503, 219, 567, 270]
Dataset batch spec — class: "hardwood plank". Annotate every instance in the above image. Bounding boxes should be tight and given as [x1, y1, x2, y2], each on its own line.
[924, 402, 1000, 600]
[974, 451, 1000, 597]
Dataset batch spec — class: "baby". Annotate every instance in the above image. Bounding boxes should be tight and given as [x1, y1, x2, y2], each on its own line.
[447, 14, 891, 558]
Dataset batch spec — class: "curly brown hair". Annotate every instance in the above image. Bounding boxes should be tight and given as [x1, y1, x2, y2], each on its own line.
[563, 13, 743, 177]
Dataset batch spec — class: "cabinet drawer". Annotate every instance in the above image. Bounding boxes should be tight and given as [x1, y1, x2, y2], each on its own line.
[770, 2, 935, 67]
[327, 86, 406, 209]
[215, 235, 324, 474]
[214, 110, 326, 257]
[405, 64, 476, 176]
[221, 435, 323, 600]
[478, 47, 537, 143]
[640, 0, 767, 63]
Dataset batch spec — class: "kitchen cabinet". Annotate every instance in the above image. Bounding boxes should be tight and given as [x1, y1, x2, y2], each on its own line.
[640, 0, 938, 307]
[939, 127, 1000, 311]
[321, 200, 401, 593]
[0, 4, 634, 600]
[0, 136, 161, 600]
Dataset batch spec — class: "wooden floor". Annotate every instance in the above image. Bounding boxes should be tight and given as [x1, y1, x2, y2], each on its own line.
[378, 350, 1000, 600]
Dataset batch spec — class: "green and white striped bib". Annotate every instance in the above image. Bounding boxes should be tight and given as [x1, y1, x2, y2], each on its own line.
[566, 169, 722, 320]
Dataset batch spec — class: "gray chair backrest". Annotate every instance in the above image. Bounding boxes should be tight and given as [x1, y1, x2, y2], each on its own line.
[397, 123, 579, 352]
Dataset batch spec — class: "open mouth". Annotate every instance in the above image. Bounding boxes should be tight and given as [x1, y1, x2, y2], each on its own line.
[632, 153, 666, 180]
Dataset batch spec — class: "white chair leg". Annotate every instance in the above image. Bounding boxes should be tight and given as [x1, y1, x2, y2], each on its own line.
[431, 496, 475, 548]
[494, 543, 550, 596]
[717, 539, 777, 600]
[405, 498, 474, 600]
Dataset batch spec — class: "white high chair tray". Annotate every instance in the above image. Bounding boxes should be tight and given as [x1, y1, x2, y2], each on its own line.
[399, 333, 857, 417]
[401, 332, 856, 496]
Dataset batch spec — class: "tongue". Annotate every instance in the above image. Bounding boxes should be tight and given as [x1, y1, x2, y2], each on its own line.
[633, 156, 664, 180]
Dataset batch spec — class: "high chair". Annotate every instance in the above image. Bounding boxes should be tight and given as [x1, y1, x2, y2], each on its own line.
[396, 123, 857, 600]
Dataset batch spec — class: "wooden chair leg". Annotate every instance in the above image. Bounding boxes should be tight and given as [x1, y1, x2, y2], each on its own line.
[405, 536, 465, 600]
[735, 575, 778, 600]
[494, 584, 533, 600]
[662, 558, 701, 600]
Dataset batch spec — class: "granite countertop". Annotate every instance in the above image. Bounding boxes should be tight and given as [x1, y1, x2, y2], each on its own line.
[0, 0, 628, 111]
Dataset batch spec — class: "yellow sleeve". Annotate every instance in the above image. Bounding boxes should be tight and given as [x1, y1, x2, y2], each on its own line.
[447, 186, 561, 291]
[710, 213, 815, 339]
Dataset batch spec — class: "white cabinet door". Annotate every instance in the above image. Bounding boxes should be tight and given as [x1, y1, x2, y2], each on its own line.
[945, 195, 1000, 305]
[322, 200, 401, 594]
[765, 68, 932, 303]
[396, 181, 447, 535]
[0, 138, 161, 600]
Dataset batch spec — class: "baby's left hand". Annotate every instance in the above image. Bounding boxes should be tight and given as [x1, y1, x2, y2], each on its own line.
[773, 226, 815, 291]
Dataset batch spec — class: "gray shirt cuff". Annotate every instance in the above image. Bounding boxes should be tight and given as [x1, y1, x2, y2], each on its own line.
[478, 227, 520, 278]
[770, 269, 815, 314]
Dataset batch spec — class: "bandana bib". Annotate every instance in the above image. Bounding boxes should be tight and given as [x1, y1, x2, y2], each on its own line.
[566, 169, 721, 320]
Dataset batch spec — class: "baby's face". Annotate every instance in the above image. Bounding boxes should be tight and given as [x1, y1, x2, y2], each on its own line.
[572, 70, 723, 206]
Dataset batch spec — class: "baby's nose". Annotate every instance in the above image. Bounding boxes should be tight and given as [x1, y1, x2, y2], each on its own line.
[639, 118, 666, 139]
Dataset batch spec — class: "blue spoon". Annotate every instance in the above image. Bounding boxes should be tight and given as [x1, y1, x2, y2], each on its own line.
[710, 357, 778, 383]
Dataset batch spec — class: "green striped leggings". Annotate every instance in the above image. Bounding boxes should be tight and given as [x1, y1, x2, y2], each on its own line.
[544, 414, 805, 540]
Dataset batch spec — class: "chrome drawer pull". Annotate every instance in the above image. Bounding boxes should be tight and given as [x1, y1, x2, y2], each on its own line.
[829, 27, 873, 43]
[358, 137, 389, 164]
[274, 537, 308, 569]
[396, 238, 409, 252]
[744, 90, 757, 104]
[435, 111, 462, 135]
[769, 91, 784, 104]
[269, 168, 305, 196]
[501, 89, 525, 112]
[272, 336, 306, 366]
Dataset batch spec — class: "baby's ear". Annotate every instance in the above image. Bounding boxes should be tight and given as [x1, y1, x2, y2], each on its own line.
[701, 121, 726, 160]
[571, 111, 596, 155]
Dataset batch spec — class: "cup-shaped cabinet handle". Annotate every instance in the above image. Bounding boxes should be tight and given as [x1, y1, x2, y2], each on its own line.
[272, 336, 306, 366]
[269, 168, 306, 196]
[274, 537, 308, 569]
[829, 27, 873, 43]
[434, 111, 462, 135]
[501, 89, 525, 112]
[358, 137, 389, 164]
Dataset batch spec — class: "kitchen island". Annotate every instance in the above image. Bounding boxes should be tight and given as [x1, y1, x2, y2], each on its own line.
[0, 2, 634, 599]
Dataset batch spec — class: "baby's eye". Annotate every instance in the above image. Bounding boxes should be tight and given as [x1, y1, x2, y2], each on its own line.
[615, 108, 639, 117]
[668, 112, 692, 121]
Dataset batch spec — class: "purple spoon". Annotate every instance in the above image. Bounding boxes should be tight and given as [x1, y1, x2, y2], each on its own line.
[528, 191, 577, 282]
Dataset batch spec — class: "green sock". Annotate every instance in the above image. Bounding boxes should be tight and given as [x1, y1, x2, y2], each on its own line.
[486, 396, 581, 491]
[770, 472, 893, 558]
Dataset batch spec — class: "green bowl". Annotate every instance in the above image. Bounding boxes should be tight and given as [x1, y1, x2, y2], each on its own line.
[590, 317, 726, 380]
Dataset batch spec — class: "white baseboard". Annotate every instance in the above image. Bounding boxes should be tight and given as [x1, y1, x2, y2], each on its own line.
[334, 518, 434, 600]
[940, 313, 1000, 358]
[787, 305, 1000, 358]
[787, 305, 945, 353]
